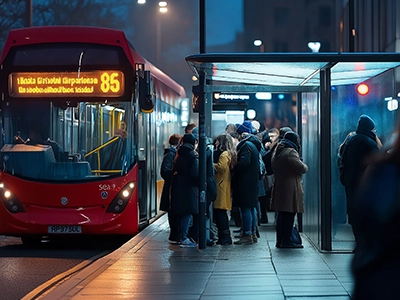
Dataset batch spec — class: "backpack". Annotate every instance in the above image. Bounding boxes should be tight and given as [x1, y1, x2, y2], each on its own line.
[337, 132, 355, 185]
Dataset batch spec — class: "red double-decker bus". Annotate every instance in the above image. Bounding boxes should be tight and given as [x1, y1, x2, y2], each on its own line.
[0, 26, 186, 244]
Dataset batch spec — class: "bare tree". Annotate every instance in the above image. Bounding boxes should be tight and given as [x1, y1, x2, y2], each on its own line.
[0, 0, 130, 51]
[0, 0, 29, 48]
[33, 0, 130, 28]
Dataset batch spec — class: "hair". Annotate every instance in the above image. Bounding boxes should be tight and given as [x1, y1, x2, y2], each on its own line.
[168, 133, 182, 146]
[215, 133, 237, 170]
[225, 123, 237, 133]
[184, 123, 197, 133]
[229, 132, 239, 140]
[268, 128, 279, 136]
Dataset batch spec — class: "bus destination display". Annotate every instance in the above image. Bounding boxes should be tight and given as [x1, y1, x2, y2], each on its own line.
[9, 71, 125, 98]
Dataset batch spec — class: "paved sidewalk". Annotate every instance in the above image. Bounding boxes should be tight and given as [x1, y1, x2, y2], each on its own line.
[28, 214, 354, 299]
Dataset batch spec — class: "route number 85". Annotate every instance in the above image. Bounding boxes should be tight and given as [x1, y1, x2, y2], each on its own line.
[100, 72, 120, 93]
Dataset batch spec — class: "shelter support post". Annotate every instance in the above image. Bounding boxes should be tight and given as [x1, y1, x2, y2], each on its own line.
[320, 67, 332, 251]
[193, 71, 207, 249]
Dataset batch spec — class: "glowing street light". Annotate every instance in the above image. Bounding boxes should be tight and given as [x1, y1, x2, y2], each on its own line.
[308, 42, 321, 53]
[253, 39, 264, 52]
[159, 1, 168, 13]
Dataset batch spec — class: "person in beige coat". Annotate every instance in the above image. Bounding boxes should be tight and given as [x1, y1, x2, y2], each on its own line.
[213, 133, 237, 245]
[271, 131, 308, 248]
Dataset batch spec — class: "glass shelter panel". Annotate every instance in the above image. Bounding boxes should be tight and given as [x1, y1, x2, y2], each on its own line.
[331, 68, 399, 251]
[301, 92, 321, 248]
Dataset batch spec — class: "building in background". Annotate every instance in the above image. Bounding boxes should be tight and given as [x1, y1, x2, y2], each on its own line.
[337, 0, 400, 52]
[241, 0, 337, 53]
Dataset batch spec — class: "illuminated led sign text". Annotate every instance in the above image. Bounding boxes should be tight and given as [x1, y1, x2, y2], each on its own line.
[9, 71, 125, 98]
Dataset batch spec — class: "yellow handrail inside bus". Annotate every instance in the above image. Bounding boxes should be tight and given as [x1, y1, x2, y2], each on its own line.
[85, 136, 122, 175]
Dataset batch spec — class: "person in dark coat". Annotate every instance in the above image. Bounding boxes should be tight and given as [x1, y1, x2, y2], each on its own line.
[160, 133, 182, 244]
[232, 121, 261, 245]
[350, 125, 400, 299]
[170, 133, 199, 247]
[271, 131, 308, 248]
[340, 114, 380, 242]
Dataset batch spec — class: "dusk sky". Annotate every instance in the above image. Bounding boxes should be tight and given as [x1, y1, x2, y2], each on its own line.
[207, 0, 243, 46]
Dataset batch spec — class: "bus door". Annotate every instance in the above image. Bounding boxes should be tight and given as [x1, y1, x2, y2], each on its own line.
[137, 111, 156, 223]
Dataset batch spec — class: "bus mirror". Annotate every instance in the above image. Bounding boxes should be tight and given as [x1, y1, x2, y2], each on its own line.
[138, 70, 155, 113]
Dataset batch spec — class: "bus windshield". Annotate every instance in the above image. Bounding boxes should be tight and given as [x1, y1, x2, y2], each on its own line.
[0, 101, 136, 181]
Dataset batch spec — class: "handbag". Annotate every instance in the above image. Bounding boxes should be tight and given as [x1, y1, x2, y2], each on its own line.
[291, 226, 302, 245]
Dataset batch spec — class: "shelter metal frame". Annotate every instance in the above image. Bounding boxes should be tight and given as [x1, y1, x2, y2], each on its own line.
[186, 52, 400, 251]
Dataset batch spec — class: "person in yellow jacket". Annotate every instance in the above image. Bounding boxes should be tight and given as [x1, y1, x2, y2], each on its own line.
[213, 133, 237, 245]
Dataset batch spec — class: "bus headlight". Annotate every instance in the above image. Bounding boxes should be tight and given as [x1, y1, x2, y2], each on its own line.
[0, 182, 25, 213]
[106, 182, 135, 213]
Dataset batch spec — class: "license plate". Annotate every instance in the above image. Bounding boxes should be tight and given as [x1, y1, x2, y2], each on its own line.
[48, 225, 82, 234]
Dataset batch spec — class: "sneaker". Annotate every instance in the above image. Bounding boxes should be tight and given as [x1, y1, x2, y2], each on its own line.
[180, 238, 198, 248]
[168, 239, 180, 244]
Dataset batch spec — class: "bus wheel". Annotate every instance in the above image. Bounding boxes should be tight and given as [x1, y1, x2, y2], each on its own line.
[21, 235, 42, 245]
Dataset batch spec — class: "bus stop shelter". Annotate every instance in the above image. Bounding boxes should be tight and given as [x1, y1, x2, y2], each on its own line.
[186, 52, 400, 251]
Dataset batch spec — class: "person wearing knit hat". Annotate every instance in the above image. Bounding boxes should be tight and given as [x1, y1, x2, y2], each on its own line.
[278, 126, 293, 139]
[160, 133, 182, 244]
[339, 114, 380, 247]
[356, 114, 376, 133]
[283, 131, 301, 152]
[182, 133, 197, 146]
[232, 124, 262, 245]
[236, 120, 253, 135]
[170, 131, 199, 248]
[271, 130, 308, 248]
[191, 126, 199, 141]
[251, 120, 261, 133]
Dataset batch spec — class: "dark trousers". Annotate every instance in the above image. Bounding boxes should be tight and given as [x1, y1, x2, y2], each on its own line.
[213, 208, 230, 232]
[258, 195, 269, 222]
[168, 212, 181, 242]
[276, 211, 296, 246]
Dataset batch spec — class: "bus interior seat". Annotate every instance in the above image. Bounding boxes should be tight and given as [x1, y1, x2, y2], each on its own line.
[1, 144, 92, 180]
[0, 144, 56, 178]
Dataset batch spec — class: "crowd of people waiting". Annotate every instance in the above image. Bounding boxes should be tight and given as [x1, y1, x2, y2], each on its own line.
[159, 113, 400, 297]
[160, 120, 308, 248]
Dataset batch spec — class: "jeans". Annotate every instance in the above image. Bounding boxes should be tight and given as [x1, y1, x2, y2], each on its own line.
[240, 207, 253, 235]
[252, 207, 258, 233]
[181, 214, 192, 241]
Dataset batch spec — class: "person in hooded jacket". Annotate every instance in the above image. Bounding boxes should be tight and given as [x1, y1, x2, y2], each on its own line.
[271, 131, 308, 248]
[340, 114, 380, 243]
[232, 121, 262, 245]
[160, 133, 182, 244]
[170, 133, 199, 247]
[350, 122, 399, 299]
